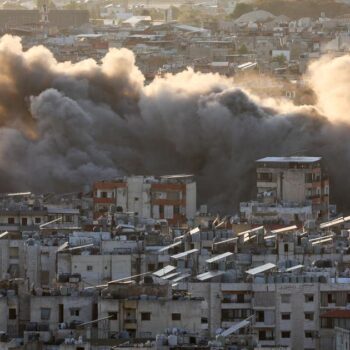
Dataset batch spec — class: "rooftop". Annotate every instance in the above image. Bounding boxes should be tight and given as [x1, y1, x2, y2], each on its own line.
[256, 156, 322, 164]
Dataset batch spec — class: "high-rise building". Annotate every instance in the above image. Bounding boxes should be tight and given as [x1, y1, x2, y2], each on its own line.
[93, 175, 196, 225]
[240, 157, 330, 224]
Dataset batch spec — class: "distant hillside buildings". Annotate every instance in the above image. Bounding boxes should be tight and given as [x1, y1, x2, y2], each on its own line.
[0, 9, 89, 30]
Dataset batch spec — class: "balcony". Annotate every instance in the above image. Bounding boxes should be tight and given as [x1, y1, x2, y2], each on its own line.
[23, 331, 52, 343]
[258, 339, 276, 347]
[93, 197, 115, 204]
[254, 322, 275, 328]
[221, 302, 251, 309]
[124, 319, 137, 329]
[253, 305, 275, 310]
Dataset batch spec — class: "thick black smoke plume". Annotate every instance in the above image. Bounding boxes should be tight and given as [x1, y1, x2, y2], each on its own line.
[0, 35, 349, 212]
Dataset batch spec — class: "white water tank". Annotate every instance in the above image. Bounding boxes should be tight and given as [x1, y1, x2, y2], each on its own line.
[168, 335, 177, 347]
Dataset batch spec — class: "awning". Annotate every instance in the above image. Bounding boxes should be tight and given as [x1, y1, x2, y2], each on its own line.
[153, 265, 176, 277]
[171, 249, 198, 260]
[246, 263, 276, 275]
[206, 252, 233, 264]
[196, 270, 224, 281]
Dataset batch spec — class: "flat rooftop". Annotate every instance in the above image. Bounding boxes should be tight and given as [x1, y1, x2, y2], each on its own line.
[257, 156, 321, 164]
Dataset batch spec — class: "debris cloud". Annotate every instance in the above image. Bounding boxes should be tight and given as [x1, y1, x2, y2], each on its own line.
[0, 35, 349, 211]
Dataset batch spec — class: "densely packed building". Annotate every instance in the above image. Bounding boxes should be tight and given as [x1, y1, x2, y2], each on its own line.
[0, 160, 348, 350]
[1, 1, 350, 348]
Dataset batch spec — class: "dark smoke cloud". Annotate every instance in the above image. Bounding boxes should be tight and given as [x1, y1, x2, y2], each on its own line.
[0, 35, 349, 212]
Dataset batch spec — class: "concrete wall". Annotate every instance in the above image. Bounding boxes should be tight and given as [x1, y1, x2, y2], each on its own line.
[127, 176, 151, 219]
[186, 182, 197, 221]
[98, 297, 202, 338]
[282, 170, 306, 203]
[70, 254, 132, 285]
[30, 296, 93, 332]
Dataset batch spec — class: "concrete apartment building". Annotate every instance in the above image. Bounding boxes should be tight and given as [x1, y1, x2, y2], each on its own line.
[2, 212, 350, 349]
[240, 156, 330, 224]
[0, 204, 80, 233]
[98, 282, 203, 340]
[2, 166, 350, 350]
[93, 175, 196, 225]
[0, 231, 69, 288]
[182, 279, 328, 350]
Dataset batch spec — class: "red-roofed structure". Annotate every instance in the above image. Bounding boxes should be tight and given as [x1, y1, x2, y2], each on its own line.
[321, 310, 350, 319]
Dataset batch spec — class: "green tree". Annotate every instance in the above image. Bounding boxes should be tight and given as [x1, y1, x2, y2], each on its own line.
[238, 44, 249, 54]
[272, 54, 287, 66]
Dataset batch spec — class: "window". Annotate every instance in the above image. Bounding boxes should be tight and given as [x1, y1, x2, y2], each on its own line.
[167, 191, 180, 200]
[258, 330, 274, 341]
[141, 312, 151, 321]
[41, 271, 49, 285]
[328, 293, 335, 304]
[237, 294, 245, 303]
[256, 311, 265, 322]
[305, 312, 314, 321]
[8, 308, 16, 320]
[259, 330, 267, 340]
[201, 317, 208, 324]
[21, 218, 28, 226]
[281, 294, 291, 303]
[101, 191, 108, 198]
[8, 217, 15, 224]
[41, 308, 51, 321]
[108, 312, 118, 320]
[305, 331, 313, 338]
[9, 247, 19, 259]
[305, 294, 314, 303]
[305, 173, 313, 183]
[87, 265, 93, 271]
[174, 206, 180, 215]
[70, 308, 80, 316]
[221, 309, 251, 321]
[321, 317, 334, 329]
[281, 331, 291, 338]
[8, 264, 19, 277]
[147, 263, 155, 271]
[281, 313, 290, 320]
[257, 172, 273, 182]
[35, 217, 41, 224]
[172, 313, 181, 321]
[65, 215, 73, 223]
